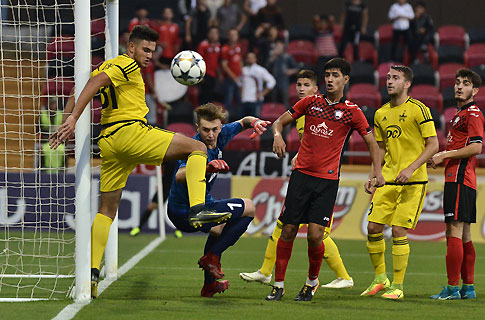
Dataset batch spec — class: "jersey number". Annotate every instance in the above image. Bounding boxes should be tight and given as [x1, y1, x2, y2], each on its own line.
[227, 203, 242, 210]
[100, 85, 118, 110]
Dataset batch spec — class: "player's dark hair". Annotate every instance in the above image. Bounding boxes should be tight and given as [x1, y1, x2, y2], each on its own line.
[129, 25, 159, 43]
[390, 65, 413, 82]
[456, 68, 482, 88]
[297, 69, 317, 85]
[195, 103, 227, 124]
[324, 58, 351, 76]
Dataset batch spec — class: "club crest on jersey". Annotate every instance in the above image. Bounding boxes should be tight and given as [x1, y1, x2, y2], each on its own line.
[310, 121, 334, 138]
[453, 117, 459, 126]
[335, 110, 343, 120]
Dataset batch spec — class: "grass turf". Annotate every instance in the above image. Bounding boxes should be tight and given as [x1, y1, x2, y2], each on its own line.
[2, 234, 484, 319]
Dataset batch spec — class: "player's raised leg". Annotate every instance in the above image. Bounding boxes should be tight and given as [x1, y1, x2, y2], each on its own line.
[164, 133, 231, 226]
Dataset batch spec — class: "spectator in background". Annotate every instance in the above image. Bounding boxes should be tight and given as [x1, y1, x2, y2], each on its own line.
[254, 25, 279, 67]
[155, 7, 180, 70]
[255, 0, 284, 32]
[338, 0, 368, 62]
[267, 40, 298, 107]
[216, 0, 247, 43]
[243, 0, 267, 39]
[185, 0, 212, 50]
[128, 6, 153, 32]
[141, 61, 158, 125]
[240, 52, 276, 118]
[198, 26, 222, 104]
[388, 0, 414, 62]
[118, 29, 130, 54]
[314, 14, 338, 62]
[206, 0, 224, 20]
[410, 1, 433, 64]
[39, 98, 65, 172]
[221, 28, 243, 120]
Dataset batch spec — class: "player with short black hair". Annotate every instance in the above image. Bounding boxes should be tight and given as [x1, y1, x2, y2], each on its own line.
[168, 103, 271, 297]
[266, 58, 385, 302]
[239, 70, 354, 289]
[361, 65, 439, 300]
[429, 68, 483, 300]
[50, 25, 232, 298]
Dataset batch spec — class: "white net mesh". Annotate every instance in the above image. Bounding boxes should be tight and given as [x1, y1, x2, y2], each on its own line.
[0, 0, 106, 300]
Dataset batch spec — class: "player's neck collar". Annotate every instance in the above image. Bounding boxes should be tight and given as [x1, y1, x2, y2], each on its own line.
[323, 94, 346, 105]
[459, 101, 476, 111]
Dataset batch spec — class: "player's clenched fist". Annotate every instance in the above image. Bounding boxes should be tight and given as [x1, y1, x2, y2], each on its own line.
[250, 118, 272, 139]
[206, 159, 230, 173]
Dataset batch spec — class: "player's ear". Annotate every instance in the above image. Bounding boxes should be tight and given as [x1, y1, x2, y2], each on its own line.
[343, 74, 349, 85]
[404, 80, 411, 90]
[472, 86, 479, 98]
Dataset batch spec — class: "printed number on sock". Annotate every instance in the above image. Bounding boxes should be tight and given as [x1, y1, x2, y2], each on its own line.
[227, 203, 242, 210]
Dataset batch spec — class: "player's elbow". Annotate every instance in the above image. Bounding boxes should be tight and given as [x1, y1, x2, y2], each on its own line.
[428, 136, 439, 154]
[471, 142, 483, 156]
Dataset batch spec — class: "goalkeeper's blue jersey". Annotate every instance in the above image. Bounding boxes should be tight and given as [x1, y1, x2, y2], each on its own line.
[168, 121, 242, 211]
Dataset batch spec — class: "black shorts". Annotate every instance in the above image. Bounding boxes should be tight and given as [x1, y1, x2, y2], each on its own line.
[279, 170, 338, 227]
[443, 182, 476, 223]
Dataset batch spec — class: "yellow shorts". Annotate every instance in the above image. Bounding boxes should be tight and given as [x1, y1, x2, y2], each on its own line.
[98, 121, 174, 192]
[368, 183, 427, 229]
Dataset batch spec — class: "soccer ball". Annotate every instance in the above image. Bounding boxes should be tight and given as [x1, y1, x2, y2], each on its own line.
[170, 50, 206, 86]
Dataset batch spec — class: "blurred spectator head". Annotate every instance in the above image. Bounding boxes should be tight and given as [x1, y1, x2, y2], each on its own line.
[415, 1, 426, 15]
[268, 25, 279, 40]
[48, 97, 58, 111]
[317, 14, 331, 31]
[228, 28, 239, 45]
[135, 6, 148, 20]
[398, 0, 408, 4]
[245, 51, 257, 65]
[208, 26, 220, 43]
[272, 39, 285, 56]
[267, 0, 277, 6]
[162, 7, 174, 21]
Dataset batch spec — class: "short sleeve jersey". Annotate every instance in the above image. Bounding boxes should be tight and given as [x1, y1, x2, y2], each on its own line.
[374, 97, 437, 183]
[91, 54, 147, 125]
[197, 40, 221, 78]
[168, 122, 242, 211]
[221, 44, 242, 78]
[444, 102, 484, 190]
[289, 94, 370, 180]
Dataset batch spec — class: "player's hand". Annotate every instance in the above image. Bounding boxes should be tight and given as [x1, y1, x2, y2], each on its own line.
[49, 115, 76, 150]
[395, 167, 413, 184]
[429, 151, 446, 169]
[291, 152, 298, 169]
[273, 134, 286, 159]
[364, 178, 376, 194]
[206, 160, 230, 174]
[249, 118, 272, 139]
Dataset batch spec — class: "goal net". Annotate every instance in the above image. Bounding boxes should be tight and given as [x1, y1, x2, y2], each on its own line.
[0, 0, 109, 301]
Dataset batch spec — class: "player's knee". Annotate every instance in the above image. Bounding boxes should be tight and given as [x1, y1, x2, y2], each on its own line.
[209, 224, 224, 237]
[242, 199, 255, 218]
[281, 224, 298, 241]
[191, 139, 207, 154]
[391, 225, 407, 238]
[367, 222, 384, 234]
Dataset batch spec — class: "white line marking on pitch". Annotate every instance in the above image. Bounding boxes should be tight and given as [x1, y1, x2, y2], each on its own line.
[52, 237, 163, 320]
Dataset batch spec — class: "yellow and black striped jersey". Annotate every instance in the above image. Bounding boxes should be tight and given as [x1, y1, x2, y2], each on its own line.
[374, 97, 437, 183]
[295, 115, 305, 141]
[91, 54, 148, 125]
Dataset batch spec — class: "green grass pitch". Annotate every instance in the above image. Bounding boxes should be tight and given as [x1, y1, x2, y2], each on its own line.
[2, 234, 484, 319]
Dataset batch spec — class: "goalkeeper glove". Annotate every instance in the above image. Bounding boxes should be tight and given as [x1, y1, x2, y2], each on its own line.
[206, 159, 230, 173]
[249, 118, 272, 139]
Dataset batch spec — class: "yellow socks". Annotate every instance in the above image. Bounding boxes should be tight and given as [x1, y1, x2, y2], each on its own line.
[323, 236, 351, 280]
[186, 151, 207, 208]
[392, 236, 410, 285]
[91, 213, 113, 270]
[260, 220, 283, 276]
[367, 233, 386, 276]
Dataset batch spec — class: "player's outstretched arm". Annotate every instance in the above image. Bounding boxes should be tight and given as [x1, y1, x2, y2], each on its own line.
[429, 143, 482, 169]
[395, 135, 439, 183]
[49, 72, 111, 149]
[363, 134, 385, 193]
[272, 112, 294, 159]
[237, 116, 272, 139]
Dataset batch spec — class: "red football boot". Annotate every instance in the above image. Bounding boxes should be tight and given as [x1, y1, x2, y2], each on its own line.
[198, 252, 224, 279]
[201, 280, 230, 297]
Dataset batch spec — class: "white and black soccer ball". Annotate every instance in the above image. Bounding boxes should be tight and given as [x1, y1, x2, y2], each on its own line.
[170, 50, 206, 86]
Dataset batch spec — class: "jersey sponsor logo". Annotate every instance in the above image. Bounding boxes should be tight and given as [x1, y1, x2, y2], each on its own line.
[386, 125, 402, 138]
[335, 110, 343, 120]
[470, 113, 479, 117]
[309, 121, 334, 138]
[468, 106, 480, 112]
[453, 117, 460, 126]
[311, 106, 323, 112]
[444, 212, 454, 217]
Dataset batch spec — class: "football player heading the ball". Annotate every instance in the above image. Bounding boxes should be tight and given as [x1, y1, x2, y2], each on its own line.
[49, 25, 230, 299]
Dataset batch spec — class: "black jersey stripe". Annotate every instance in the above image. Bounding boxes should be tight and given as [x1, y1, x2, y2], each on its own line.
[123, 61, 137, 71]
[114, 65, 129, 81]
[409, 99, 431, 121]
[126, 66, 140, 75]
[411, 184, 427, 229]
[124, 64, 139, 74]
[469, 136, 483, 143]
[420, 119, 433, 125]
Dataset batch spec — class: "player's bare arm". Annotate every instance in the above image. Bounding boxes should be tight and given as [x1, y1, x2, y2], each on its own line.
[429, 143, 482, 169]
[272, 111, 294, 159]
[395, 135, 439, 183]
[364, 137, 386, 194]
[49, 72, 112, 149]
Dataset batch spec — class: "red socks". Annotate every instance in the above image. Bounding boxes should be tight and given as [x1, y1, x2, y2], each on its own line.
[308, 242, 325, 281]
[446, 237, 463, 286]
[275, 238, 294, 282]
[462, 241, 476, 284]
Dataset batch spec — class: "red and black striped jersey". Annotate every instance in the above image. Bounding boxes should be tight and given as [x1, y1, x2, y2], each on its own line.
[445, 101, 484, 189]
[289, 94, 370, 180]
